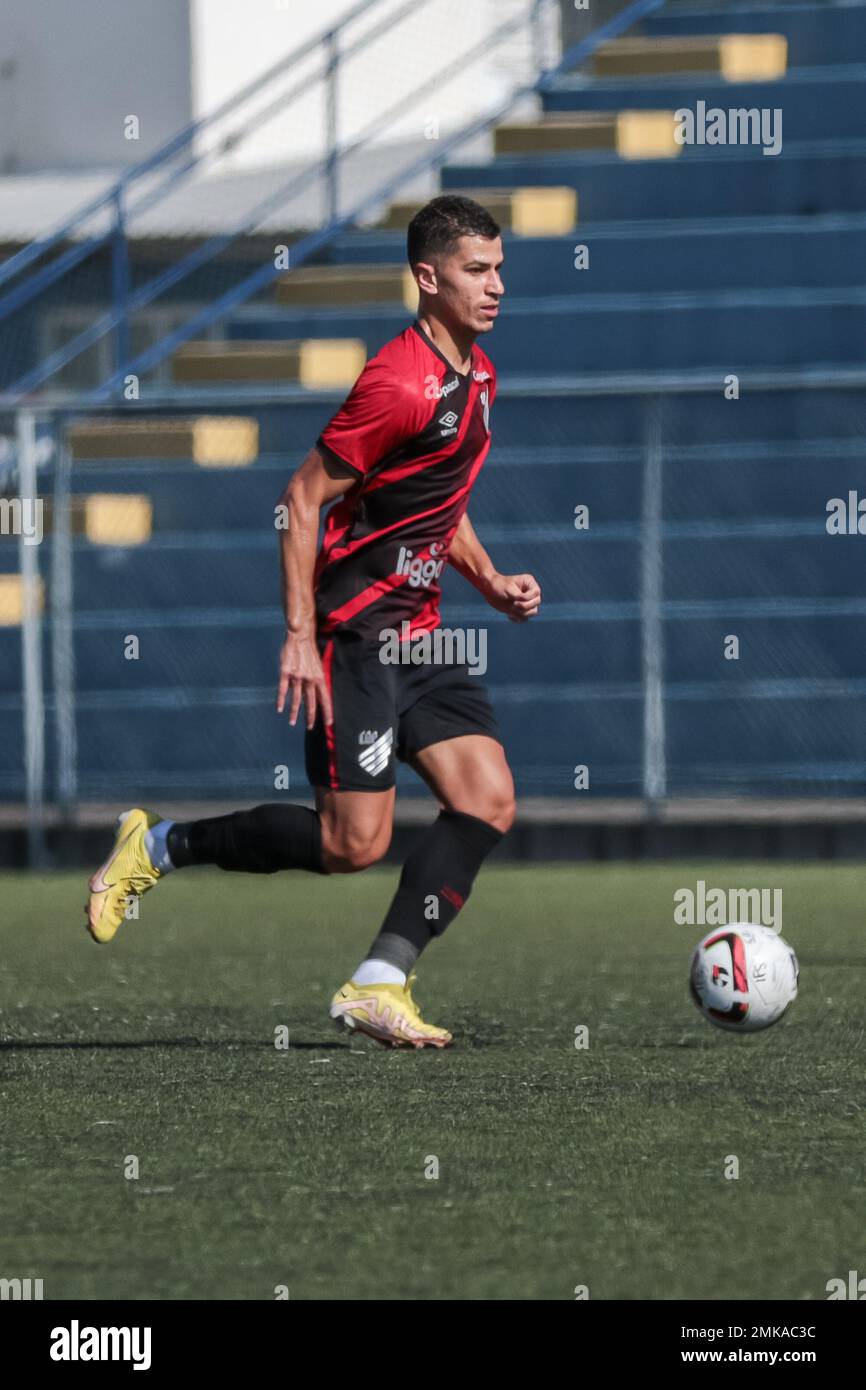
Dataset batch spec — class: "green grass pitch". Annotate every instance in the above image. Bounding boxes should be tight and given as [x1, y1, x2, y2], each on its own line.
[1, 861, 864, 1300]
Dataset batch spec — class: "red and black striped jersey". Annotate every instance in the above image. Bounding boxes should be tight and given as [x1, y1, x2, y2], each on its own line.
[313, 320, 496, 639]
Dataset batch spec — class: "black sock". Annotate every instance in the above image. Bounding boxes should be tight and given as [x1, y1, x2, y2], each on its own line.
[166, 804, 326, 875]
[362, 809, 505, 973]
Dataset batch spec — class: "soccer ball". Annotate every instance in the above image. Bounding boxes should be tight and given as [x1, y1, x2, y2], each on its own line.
[689, 924, 799, 1033]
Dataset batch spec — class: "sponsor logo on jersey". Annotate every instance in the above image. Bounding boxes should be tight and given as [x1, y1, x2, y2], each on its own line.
[480, 387, 490, 434]
[357, 726, 393, 776]
[357, 730, 380, 745]
[439, 376, 460, 398]
[473, 369, 491, 382]
[395, 545, 445, 589]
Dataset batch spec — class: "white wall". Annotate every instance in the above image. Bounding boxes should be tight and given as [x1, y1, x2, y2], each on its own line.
[0, 0, 545, 177]
[190, 0, 541, 168]
[0, 0, 192, 173]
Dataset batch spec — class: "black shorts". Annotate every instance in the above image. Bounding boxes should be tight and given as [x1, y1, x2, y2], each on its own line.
[305, 629, 502, 792]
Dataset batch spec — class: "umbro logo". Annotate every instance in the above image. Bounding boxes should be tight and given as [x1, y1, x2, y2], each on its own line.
[439, 411, 458, 428]
[357, 726, 393, 776]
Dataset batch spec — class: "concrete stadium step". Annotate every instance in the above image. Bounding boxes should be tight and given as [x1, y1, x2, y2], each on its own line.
[274, 263, 416, 308]
[230, 291, 866, 373]
[170, 339, 365, 388]
[4, 493, 155, 546]
[589, 32, 787, 80]
[543, 67, 866, 144]
[6, 608, 866, 701]
[664, 533, 864, 601]
[62, 611, 866, 692]
[54, 439, 862, 535]
[59, 454, 641, 531]
[474, 443, 866, 526]
[477, 453, 863, 525]
[330, 214, 866, 293]
[249, 388, 866, 452]
[65, 463, 292, 532]
[0, 689, 856, 799]
[69, 391, 866, 455]
[0, 616, 636, 695]
[68, 416, 260, 466]
[643, 2, 866, 68]
[50, 389, 866, 465]
[0, 573, 44, 632]
[493, 110, 680, 159]
[665, 615, 866, 681]
[37, 527, 866, 614]
[40, 536, 636, 611]
[667, 693, 866, 792]
[378, 186, 577, 236]
[9, 678, 862, 797]
[664, 445, 866, 520]
[23, 697, 646, 799]
[441, 142, 866, 220]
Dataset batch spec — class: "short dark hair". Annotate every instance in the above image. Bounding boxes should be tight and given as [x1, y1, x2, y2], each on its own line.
[407, 194, 501, 268]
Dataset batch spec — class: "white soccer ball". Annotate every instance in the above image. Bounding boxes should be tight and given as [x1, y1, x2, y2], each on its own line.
[689, 924, 799, 1033]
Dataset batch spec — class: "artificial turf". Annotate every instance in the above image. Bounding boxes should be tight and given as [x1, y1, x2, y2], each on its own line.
[1, 861, 864, 1300]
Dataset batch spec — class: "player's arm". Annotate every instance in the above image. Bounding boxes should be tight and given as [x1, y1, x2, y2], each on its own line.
[274, 446, 358, 728]
[449, 511, 542, 623]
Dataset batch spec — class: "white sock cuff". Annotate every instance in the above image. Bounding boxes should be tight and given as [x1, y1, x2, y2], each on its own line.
[352, 959, 407, 986]
[144, 819, 176, 875]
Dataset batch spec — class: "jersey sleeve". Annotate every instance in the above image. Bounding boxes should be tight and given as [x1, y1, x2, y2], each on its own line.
[317, 357, 421, 479]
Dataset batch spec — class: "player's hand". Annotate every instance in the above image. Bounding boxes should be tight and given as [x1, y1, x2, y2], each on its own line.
[484, 572, 542, 623]
[276, 631, 335, 729]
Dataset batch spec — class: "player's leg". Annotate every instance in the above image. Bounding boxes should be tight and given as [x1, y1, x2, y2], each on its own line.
[86, 788, 396, 944]
[409, 732, 516, 832]
[315, 785, 395, 872]
[331, 733, 512, 1048]
[85, 633, 394, 943]
[85, 784, 396, 944]
[356, 733, 514, 978]
[331, 655, 513, 1046]
[85, 799, 325, 945]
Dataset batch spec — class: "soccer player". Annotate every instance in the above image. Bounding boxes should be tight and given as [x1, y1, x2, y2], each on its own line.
[85, 194, 542, 1048]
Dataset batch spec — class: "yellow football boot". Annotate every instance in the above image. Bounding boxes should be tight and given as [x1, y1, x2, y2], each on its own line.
[329, 972, 453, 1049]
[85, 807, 163, 944]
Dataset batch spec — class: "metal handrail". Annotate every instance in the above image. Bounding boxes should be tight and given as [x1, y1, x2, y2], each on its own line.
[0, 0, 393, 291]
[7, 0, 547, 399]
[0, 0, 401, 362]
[5, 0, 665, 403]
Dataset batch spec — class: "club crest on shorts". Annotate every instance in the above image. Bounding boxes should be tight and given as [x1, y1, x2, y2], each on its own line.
[357, 726, 394, 776]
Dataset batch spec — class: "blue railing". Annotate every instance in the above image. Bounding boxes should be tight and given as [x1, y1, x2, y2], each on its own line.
[0, 0, 398, 370]
[1, 0, 665, 405]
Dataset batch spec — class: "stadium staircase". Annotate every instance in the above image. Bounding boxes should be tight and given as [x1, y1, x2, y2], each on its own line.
[2, 0, 866, 824]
